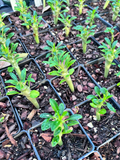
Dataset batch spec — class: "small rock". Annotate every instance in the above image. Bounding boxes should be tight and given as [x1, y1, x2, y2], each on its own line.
[77, 85, 83, 92]
[87, 122, 93, 128]
[72, 95, 77, 101]
[88, 82, 95, 88]
[0, 150, 5, 159]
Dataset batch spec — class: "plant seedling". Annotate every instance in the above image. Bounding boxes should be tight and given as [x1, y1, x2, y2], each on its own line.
[43, 0, 46, 8]
[47, 0, 66, 25]
[43, 51, 75, 92]
[104, 27, 115, 43]
[43, 40, 66, 58]
[85, 7, 99, 27]
[0, 117, 4, 124]
[87, 86, 116, 121]
[111, 0, 120, 21]
[103, 0, 110, 9]
[98, 37, 120, 78]
[74, 25, 96, 53]
[74, 0, 86, 15]
[58, 13, 76, 37]
[15, 0, 31, 29]
[5, 68, 40, 109]
[23, 11, 43, 44]
[0, 12, 7, 28]
[40, 98, 82, 147]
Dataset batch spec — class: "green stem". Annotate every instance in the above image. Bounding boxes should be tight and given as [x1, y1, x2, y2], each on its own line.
[82, 41, 87, 54]
[65, 27, 70, 37]
[33, 28, 39, 44]
[112, 14, 117, 21]
[79, 4, 83, 15]
[53, 12, 59, 25]
[58, 134, 63, 146]
[104, 60, 111, 78]
[43, 0, 46, 8]
[26, 95, 40, 109]
[24, 17, 29, 30]
[103, 0, 109, 9]
[111, 33, 114, 43]
[67, 0, 70, 6]
[96, 109, 101, 121]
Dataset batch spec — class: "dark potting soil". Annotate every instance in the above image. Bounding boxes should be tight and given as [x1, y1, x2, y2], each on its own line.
[9, 11, 49, 36]
[35, 49, 78, 80]
[109, 86, 120, 106]
[6, 25, 19, 41]
[98, 135, 120, 160]
[0, 79, 5, 97]
[67, 41, 102, 64]
[11, 81, 62, 130]
[86, 61, 120, 88]
[0, 133, 37, 160]
[3, 16, 11, 26]
[21, 31, 56, 57]
[0, 99, 19, 142]
[83, 152, 101, 160]
[52, 67, 96, 108]
[77, 101, 120, 146]
[30, 125, 93, 160]
[1, 60, 44, 88]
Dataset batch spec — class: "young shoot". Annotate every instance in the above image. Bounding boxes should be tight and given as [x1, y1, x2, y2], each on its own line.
[103, 0, 110, 9]
[43, 40, 66, 58]
[111, 0, 120, 21]
[74, 0, 86, 15]
[98, 37, 120, 78]
[0, 117, 4, 124]
[85, 7, 99, 27]
[40, 98, 82, 147]
[43, 51, 76, 92]
[47, 0, 66, 25]
[104, 27, 115, 43]
[0, 12, 7, 28]
[23, 11, 43, 44]
[43, 0, 46, 8]
[58, 13, 76, 37]
[87, 86, 116, 121]
[15, 0, 31, 29]
[74, 25, 96, 53]
[5, 68, 40, 109]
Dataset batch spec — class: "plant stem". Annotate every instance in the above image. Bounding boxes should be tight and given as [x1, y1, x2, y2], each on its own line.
[82, 41, 87, 54]
[65, 27, 70, 37]
[33, 28, 39, 44]
[43, 0, 46, 8]
[67, 0, 69, 6]
[24, 17, 29, 29]
[104, 60, 111, 78]
[112, 14, 117, 21]
[53, 13, 59, 25]
[103, 0, 109, 9]
[26, 95, 40, 109]
[58, 134, 63, 146]
[96, 109, 101, 121]
[79, 4, 83, 15]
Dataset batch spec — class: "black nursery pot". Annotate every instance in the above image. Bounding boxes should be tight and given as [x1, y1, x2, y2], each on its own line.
[21, 30, 56, 58]
[0, 96, 21, 144]
[0, 130, 39, 160]
[0, 58, 45, 92]
[28, 109, 95, 160]
[79, 151, 103, 160]
[11, 80, 64, 130]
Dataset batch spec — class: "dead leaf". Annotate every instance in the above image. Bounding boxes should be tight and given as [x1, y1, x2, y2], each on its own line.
[40, 132, 53, 142]
[42, 5, 51, 13]
[27, 109, 37, 121]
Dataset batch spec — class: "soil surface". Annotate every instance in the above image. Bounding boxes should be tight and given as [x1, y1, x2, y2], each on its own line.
[30, 124, 93, 160]
[52, 67, 96, 108]
[83, 152, 101, 160]
[0, 132, 37, 159]
[109, 86, 120, 106]
[98, 135, 120, 160]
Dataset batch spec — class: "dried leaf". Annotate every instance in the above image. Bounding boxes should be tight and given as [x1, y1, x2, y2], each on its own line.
[27, 109, 37, 121]
[40, 132, 53, 142]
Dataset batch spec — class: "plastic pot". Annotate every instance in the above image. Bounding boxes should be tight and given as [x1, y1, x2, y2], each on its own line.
[0, 96, 21, 144]
[28, 108, 95, 160]
[2, 0, 31, 7]
[79, 151, 103, 160]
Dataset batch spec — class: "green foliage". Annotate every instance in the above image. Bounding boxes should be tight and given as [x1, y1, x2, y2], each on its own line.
[111, 0, 120, 21]
[0, 12, 7, 28]
[74, 25, 96, 53]
[98, 37, 120, 78]
[0, 117, 4, 124]
[40, 98, 82, 147]
[47, 0, 66, 25]
[58, 13, 76, 37]
[115, 64, 120, 86]
[43, 40, 66, 58]
[43, 51, 75, 92]
[5, 68, 40, 108]
[87, 86, 116, 121]
[74, 0, 86, 15]
[104, 27, 115, 43]
[103, 0, 110, 9]
[85, 7, 99, 26]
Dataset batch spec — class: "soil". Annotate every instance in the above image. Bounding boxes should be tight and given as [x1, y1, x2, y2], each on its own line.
[98, 135, 120, 160]
[0, 132, 37, 159]
[77, 101, 120, 147]
[0, 98, 19, 143]
[109, 86, 120, 106]
[52, 66, 96, 108]
[83, 152, 101, 160]
[67, 40, 102, 64]
[9, 11, 49, 36]
[35, 47, 78, 80]
[3, 16, 12, 26]
[30, 123, 93, 160]
[86, 60, 120, 88]
[1, 59, 44, 89]
[11, 81, 62, 130]
[0, 79, 5, 97]
[6, 25, 19, 41]
[21, 31, 56, 57]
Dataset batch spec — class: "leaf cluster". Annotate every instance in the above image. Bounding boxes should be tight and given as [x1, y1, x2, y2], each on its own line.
[40, 98, 82, 147]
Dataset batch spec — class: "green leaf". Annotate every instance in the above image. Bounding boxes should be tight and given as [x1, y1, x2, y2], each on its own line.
[51, 120, 60, 131]
[90, 103, 97, 108]
[40, 113, 52, 119]
[5, 79, 17, 85]
[69, 68, 74, 75]
[58, 103, 64, 115]
[6, 91, 19, 95]
[117, 82, 120, 86]
[51, 136, 59, 147]
[86, 95, 96, 100]
[98, 108, 106, 115]
[41, 119, 51, 131]
[66, 114, 82, 121]
[62, 129, 73, 134]
[94, 86, 100, 96]
[59, 79, 66, 84]
[10, 73, 18, 81]
[7, 67, 14, 72]
[107, 103, 116, 112]
[54, 127, 62, 136]
[30, 90, 40, 98]
[100, 87, 107, 95]
[67, 120, 79, 127]
[50, 99, 59, 112]
[21, 68, 26, 82]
